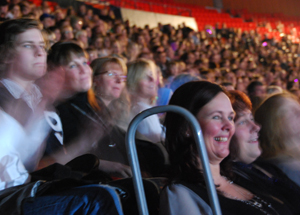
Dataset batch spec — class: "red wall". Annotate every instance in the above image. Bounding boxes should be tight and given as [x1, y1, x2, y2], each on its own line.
[223, 0, 300, 16]
[173, 0, 213, 7]
[173, 0, 300, 16]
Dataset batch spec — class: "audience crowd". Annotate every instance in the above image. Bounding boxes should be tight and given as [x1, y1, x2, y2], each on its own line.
[1, 0, 300, 214]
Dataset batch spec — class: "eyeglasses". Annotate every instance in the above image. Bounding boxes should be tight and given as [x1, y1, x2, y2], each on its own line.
[97, 70, 127, 82]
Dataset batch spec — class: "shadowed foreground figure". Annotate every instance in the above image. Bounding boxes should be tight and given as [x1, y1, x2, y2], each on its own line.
[0, 18, 123, 215]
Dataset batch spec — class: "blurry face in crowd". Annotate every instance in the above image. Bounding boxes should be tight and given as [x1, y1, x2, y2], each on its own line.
[9, 28, 47, 86]
[253, 85, 266, 97]
[63, 26, 74, 40]
[53, 28, 61, 42]
[94, 37, 103, 49]
[63, 54, 92, 95]
[78, 31, 88, 44]
[93, 62, 126, 106]
[196, 92, 235, 165]
[187, 52, 196, 64]
[157, 52, 167, 64]
[137, 67, 157, 100]
[0, 5, 8, 18]
[225, 72, 236, 87]
[42, 17, 54, 28]
[12, 4, 21, 18]
[112, 41, 121, 55]
[231, 109, 261, 164]
[103, 37, 111, 48]
[236, 78, 245, 92]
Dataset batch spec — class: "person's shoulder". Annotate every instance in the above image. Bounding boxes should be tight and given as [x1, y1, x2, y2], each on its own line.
[163, 182, 207, 198]
[160, 183, 213, 215]
[56, 93, 88, 113]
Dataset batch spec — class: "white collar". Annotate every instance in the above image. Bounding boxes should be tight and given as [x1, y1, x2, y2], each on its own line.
[0, 78, 42, 111]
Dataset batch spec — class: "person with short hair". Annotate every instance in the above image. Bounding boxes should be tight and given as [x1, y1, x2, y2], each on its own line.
[246, 80, 266, 111]
[0, 0, 9, 21]
[246, 80, 266, 98]
[0, 19, 123, 215]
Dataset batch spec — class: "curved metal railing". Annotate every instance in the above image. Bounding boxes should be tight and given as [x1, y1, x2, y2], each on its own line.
[125, 105, 222, 215]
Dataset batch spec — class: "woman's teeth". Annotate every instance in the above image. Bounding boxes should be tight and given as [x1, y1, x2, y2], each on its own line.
[214, 137, 228, 142]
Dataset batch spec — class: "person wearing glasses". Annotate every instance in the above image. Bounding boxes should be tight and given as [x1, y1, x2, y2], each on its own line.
[44, 43, 133, 178]
[90, 57, 166, 178]
[127, 59, 163, 144]
[0, 19, 123, 215]
[90, 56, 128, 123]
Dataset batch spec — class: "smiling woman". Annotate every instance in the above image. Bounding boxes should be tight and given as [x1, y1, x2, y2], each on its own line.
[228, 90, 261, 164]
[47, 41, 92, 99]
[226, 90, 300, 214]
[159, 81, 293, 215]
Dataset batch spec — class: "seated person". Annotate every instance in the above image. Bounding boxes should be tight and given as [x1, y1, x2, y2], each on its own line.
[227, 90, 300, 214]
[44, 42, 132, 178]
[160, 81, 293, 215]
[127, 59, 163, 144]
[0, 18, 123, 215]
[45, 43, 165, 178]
[255, 92, 300, 187]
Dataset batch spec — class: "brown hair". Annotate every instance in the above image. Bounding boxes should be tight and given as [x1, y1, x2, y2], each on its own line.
[90, 56, 127, 76]
[47, 41, 87, 71]
[228, 90, 253, 161]
[229, 90, 252, 120]
[165, 81, 232, 183]
[0, 18, 40, 73]
[254, 93, 297, 158]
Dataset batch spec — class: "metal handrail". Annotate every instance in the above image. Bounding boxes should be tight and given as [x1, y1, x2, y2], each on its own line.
[125, 105, 222, 215]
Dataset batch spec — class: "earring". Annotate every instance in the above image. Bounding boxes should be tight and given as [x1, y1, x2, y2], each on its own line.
[185, 131, 191, 137]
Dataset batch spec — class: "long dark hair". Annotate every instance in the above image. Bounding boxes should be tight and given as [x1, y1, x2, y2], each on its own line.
[164, 81, 231, 183]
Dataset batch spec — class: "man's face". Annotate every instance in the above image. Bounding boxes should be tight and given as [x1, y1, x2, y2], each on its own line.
[0, 5, 8, 18]
[42, 17, 54, 28]
[9, 28, 46, 84]
[254, 85, 266, 97]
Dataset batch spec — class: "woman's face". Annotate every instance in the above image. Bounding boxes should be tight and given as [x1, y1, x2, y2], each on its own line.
[196, 92, 235, 164]
[93, 62, 126, 106]
[63, 54, 92, 96]
[63, 26, 74, 40]
[112, 41, 121, 55]
[94, 37, 103, 49]
[137, 68, 157, 100]
[231, 109, 261, 164]
[104, 37, 111, 48]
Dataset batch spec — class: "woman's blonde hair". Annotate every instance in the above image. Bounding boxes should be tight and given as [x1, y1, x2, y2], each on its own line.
[126, 58, 157, 93]
[254, 92, 298, 158]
